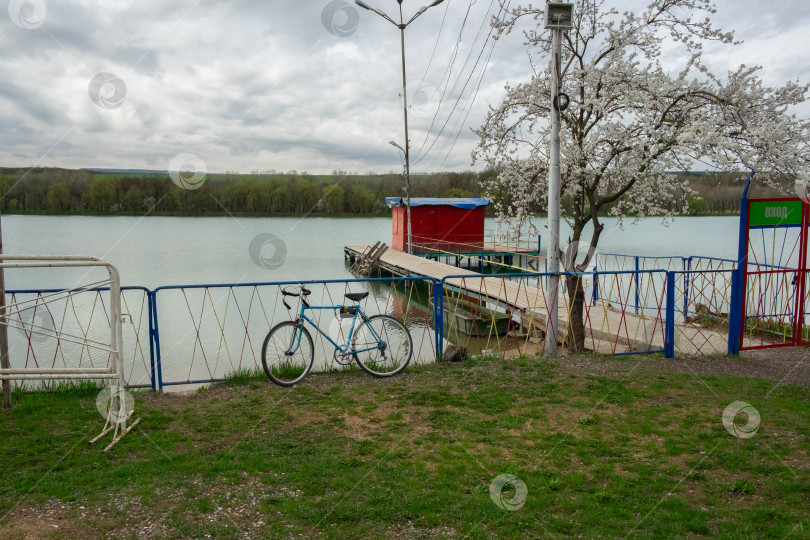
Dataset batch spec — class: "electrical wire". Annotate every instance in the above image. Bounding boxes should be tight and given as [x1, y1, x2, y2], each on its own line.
[412, 0, 505, 169]
[409, 0, 477, 161]
[411, 1, 493, 167]
[416, 0, 451, 88]
[430, 1, 505, 168]
[432, 26, 500, 170]
[419, 39, 494, 170]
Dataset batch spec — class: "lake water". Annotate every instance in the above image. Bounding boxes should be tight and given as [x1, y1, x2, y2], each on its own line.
[1, 214, 741, 389]
[2, 214, 740, 289]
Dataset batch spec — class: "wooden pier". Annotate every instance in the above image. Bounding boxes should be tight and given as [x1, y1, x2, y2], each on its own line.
[345, 245, 733, 355]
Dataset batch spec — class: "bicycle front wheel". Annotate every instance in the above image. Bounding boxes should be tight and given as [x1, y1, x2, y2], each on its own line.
[352, 315, 412, 377]
[262, 321, 314, 386]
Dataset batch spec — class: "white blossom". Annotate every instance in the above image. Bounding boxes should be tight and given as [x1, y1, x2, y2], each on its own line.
[474, 0, 810, 351]
[475, 0, 810, 253]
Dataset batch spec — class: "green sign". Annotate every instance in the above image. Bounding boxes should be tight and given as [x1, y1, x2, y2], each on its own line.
[749, 200, 803, 227]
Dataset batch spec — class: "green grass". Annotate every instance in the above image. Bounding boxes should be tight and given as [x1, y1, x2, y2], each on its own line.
[221, 366, 265, 385]
[0, 356, 808, 539]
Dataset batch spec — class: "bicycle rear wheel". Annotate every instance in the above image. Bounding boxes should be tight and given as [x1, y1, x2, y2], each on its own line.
[352, 314, 412, 377]
[262, 321, 314, 386]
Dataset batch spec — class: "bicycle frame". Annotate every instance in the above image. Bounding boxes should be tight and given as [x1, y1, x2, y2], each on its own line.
[284, 301, 385, 357]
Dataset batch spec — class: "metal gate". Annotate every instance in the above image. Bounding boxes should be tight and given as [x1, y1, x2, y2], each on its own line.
[739, 197, 809, 349]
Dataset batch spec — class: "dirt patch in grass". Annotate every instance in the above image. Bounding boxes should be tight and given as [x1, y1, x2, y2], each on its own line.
[288, 409, 330, 428]
[383, 524, 458, 539]
[342, 413, 375, 440]
[0, 499, 99, 540]
[0, 472, 311, 540]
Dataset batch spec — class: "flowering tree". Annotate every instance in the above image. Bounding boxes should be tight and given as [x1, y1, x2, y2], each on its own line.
[474, 0, 810, 352]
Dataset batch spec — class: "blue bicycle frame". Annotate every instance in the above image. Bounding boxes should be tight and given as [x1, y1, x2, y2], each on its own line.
[285, 301, 386, 357]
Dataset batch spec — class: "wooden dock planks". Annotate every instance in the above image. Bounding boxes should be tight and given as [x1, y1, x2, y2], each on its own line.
[344, 245, 732, 355]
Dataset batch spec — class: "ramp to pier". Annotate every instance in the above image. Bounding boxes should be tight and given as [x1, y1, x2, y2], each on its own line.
[345, 245, 731, 355]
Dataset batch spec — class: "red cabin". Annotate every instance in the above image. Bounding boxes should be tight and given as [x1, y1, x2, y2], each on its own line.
[385, 197, 490, 254]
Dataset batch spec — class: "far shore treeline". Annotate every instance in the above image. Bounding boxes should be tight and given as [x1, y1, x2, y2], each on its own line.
[0, 167, 779, 217]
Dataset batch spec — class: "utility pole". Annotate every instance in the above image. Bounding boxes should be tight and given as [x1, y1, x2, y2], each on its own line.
[356, 0, 446, 254]
[398, 4, 414, 254]
[544, 2, 574, 356]
[0, 209, 10, 409]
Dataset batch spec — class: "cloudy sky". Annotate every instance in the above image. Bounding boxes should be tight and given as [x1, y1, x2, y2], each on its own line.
[1, 0, 808, 175]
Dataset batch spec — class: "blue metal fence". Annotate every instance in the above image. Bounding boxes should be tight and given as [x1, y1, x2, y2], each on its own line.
[594, 253, 738, 315]
[150, 277, 438, 390]
[5, 261, 751, 392]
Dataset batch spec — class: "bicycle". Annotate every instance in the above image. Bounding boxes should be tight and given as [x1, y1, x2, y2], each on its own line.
[261, 285, 413, 386]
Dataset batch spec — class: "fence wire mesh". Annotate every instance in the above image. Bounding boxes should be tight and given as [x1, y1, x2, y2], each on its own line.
[153, 278, 437, 387]
[4, 287, 152, 389]
[439, 270, 668, 356]
[672, 270, 734, 355]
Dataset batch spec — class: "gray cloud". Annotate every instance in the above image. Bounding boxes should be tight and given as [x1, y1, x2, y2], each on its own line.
[0, 0, 808, 174]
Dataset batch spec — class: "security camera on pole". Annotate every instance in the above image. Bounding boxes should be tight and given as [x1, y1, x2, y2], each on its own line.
[543, 2, 573, 356]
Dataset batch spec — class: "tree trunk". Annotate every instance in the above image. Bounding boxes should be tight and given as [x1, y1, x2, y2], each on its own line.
[565, 272, 587, 353]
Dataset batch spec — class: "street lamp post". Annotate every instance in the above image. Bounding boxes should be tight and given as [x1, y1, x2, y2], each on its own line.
[356, 0, 445, 255]
[0, 210, 8, 408]
[543, 2, 574, 356]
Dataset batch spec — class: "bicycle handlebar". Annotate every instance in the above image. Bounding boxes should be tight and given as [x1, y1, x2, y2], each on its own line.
[281, 285, 311, 297]
[282, 285, 311, 310]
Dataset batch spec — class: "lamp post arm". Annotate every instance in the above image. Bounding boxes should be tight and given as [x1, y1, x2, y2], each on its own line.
[406, 7, 428, 25]
[354, 1, 398, 26]
[375, 9, 398, 26]
[406, 0, 445, 25]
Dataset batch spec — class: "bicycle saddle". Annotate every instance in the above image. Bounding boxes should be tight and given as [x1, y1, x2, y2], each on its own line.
[344, 292, 369, 302]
